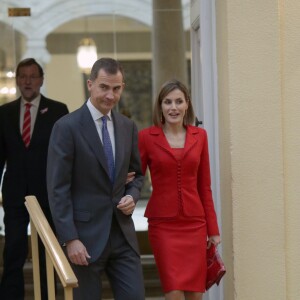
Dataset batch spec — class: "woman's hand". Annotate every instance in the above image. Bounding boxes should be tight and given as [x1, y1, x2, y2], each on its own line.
[126, 172, 135, 184]
[207, 235, 221, 248]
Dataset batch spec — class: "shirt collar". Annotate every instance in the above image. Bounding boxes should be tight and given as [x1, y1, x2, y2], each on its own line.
[87, 98, 112, 121]
[21, 94, 41, 108]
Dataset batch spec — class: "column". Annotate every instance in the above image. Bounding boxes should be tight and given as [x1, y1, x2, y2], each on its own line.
[152, 0, 188, 97]
[22, 37, 51, 95]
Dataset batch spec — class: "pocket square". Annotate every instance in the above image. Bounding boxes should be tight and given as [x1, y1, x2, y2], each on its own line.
[206, 243, 226, 290]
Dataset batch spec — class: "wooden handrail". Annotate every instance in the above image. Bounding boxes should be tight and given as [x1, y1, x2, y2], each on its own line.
[25, 195, 77, 299]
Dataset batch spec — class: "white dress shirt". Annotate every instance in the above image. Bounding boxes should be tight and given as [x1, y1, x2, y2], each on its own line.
[19, 95, 41, 136]
[86, 99, 116, 161]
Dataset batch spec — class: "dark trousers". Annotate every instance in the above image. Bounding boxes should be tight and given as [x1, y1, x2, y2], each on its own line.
[72, 215, 145, 300]
[0, 205, 53, 300]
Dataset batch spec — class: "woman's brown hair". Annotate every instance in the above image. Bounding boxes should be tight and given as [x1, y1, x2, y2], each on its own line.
[152, 79, 195, 127]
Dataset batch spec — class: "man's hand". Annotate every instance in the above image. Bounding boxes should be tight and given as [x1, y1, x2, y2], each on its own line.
[66, 239, 91, 265]
[117, 195, 135, 215]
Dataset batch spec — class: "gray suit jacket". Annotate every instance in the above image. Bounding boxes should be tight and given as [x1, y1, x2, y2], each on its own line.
[47, 104, 144, 262]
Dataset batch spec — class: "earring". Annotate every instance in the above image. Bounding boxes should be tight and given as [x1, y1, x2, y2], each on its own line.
[160, 112, 164, 124]
[183, 109, 188, 125]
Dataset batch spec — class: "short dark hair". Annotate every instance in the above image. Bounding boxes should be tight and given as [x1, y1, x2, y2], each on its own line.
[89, 57, 125, 81]
[153, 79, 195, 127]
[16, 58, 44, 77]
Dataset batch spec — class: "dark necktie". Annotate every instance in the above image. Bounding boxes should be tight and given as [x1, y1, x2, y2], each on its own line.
[101, 115, 115, 182]
[22, 103, 32, 147]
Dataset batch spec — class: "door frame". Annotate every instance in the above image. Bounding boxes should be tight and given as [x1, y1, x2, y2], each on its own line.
[190, 1, 223, 298]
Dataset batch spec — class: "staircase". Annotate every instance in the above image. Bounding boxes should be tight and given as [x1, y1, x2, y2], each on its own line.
[21, 255, 163, 299]
[0, 233, 164, 300]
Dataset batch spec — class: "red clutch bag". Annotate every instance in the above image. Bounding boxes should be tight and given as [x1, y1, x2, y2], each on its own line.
[206, 243, 226, 290]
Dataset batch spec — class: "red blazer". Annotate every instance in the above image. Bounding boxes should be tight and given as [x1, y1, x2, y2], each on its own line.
[138, 125, 219, 236]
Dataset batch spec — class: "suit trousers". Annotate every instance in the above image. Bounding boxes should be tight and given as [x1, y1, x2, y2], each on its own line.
[72, 214, 145, 300]
[0, 205, 53, 300]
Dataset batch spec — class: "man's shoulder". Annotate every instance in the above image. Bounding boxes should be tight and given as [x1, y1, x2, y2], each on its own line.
[41, 95, 67, 108]
[187, 124, 207, 136]
[0, 98, 19, 108]
[40, 95, 69, 119]
[54, 104, 84, 124]
[0, 99, 20, 116]
[113, 110, 135, 125]
[139, 126, 160, 135]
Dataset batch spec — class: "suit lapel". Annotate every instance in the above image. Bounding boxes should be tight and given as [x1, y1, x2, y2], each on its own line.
[150, 126, 172, 154]
[7, 98, 25, 148]
[151, 126, 199, 159]
[11, 98, 22, 135]
[78, 105, 111, 179]
[30, 96, 46, 145]
[182, 126, 199, 159]
[112, 111, 125, 182]
[151, 127, 177, 159]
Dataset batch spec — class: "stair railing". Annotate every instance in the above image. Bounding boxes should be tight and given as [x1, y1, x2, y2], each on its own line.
[25, 195, 78, 300]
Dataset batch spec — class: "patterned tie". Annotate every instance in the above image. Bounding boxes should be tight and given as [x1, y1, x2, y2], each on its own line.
[101, 115, 115, 182]
[22, 103, 32, 147]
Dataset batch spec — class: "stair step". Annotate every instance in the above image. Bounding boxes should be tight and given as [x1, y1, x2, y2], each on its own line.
[1, 255, 163, 299]
[0, 230, 164, 298]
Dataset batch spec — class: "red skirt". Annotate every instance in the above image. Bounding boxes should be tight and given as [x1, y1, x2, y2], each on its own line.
[148, 214, 207, 293]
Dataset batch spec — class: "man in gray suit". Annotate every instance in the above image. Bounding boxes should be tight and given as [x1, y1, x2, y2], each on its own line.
[47, 58, 145, 300]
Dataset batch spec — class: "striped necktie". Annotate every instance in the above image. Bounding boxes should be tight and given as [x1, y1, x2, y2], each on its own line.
[22, 103, 32, 147]
[101, 115, 115, 182]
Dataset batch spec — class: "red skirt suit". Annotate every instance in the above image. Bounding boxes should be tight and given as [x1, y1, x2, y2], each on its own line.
[138, 125, 220, 293]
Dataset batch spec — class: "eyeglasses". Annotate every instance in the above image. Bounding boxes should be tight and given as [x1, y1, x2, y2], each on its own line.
[18, 75, 42, 81]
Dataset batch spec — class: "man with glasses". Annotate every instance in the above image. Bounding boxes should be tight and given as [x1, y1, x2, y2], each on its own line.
[0, 58, 69, 300]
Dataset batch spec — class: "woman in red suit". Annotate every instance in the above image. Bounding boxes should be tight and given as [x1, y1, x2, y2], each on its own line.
[138, 79, 221, 300]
